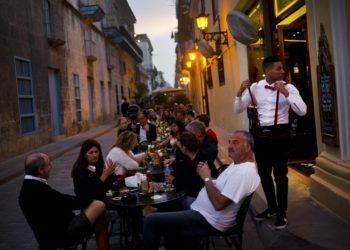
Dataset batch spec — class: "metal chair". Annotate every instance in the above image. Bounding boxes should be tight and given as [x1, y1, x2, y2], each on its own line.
[203, 193, 254, 250]
[32, 210, 90, 250]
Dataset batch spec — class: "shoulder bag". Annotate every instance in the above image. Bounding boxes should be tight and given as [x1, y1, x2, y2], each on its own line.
[247, 88, 259, 135]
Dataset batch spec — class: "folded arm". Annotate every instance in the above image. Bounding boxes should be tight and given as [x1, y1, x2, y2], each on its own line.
[197, 162, 232, 211]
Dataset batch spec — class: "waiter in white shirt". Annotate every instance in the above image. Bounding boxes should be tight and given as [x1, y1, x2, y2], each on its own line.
[234, 56, 307, 230]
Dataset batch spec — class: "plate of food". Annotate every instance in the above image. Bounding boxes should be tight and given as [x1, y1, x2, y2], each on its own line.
[150, 194, 163, 200]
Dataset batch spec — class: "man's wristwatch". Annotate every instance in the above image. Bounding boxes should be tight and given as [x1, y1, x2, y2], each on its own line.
[204, 177, 211, 182]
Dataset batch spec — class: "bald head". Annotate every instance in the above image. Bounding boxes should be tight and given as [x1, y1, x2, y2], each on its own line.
[24, 153, 49, 177]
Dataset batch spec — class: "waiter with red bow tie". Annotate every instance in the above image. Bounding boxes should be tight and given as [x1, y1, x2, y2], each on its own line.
[234, 56, 306, 230]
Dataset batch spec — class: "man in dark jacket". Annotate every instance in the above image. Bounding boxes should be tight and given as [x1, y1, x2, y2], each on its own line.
[136, 110, 157, 143]
[18, 153, 106, 249]
[165, 132, 206, 198]
[121, 97, 129, 117]
[186, 120, 218, 178]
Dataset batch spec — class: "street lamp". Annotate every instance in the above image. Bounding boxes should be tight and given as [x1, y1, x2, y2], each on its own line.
[188, 51, 197, 61]
[195, 0, 228, 45]
[185, 60, 192, 68]
[179, 76, 190, 85]
[196, 13, 209, 31]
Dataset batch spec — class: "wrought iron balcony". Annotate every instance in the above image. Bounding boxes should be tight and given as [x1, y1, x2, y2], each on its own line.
[106, 45, 114, 70]
[44, 1, 65, 47]
[85, 39, 97, 62]
[79, 0, 105, 22]
[112, 26, 143, 63]
[102, 14, 119, 38]
[47, 22, 65, 48]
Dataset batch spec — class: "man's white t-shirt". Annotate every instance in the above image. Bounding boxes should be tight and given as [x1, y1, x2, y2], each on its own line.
[191, 162, 260, 232]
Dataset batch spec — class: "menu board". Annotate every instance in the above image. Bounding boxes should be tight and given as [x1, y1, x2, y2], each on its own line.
[317, 65, 339, 146]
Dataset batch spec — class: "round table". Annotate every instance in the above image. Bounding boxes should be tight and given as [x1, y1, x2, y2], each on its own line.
[106, 189, 186, 249]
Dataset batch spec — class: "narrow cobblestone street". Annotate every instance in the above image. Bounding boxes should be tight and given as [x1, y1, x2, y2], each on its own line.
[1, 124, 350, 250]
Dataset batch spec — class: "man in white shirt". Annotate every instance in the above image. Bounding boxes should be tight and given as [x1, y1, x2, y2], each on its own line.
[234, 56, 307, 230]
[141, 130, 260, 250]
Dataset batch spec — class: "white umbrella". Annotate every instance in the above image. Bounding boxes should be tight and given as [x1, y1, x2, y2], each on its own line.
[152, 86, 184, 95]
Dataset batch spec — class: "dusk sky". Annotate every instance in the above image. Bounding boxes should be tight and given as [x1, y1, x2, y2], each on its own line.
[128, 0, 177, 86]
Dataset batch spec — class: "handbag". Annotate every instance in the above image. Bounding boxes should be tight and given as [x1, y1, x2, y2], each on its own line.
[247, 88, 259, 135]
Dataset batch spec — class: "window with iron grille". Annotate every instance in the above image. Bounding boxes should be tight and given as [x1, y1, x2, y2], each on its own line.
[15, 57, 36, 134]
[205, 66, 213, 89]
[211, 0, 219, 22]
[73, 74, 82, 122]
[43, 0, 53, 37]
[216, 41, 225, 86]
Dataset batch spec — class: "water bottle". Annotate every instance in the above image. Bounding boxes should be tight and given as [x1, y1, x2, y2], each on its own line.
[164, 164, 171, 176]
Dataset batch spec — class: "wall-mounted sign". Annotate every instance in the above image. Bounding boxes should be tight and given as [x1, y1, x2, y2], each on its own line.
[274, 0, 299, 17]
[317, 23, 339, 146]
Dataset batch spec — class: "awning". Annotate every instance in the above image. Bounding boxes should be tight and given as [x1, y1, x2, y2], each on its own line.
[152, 86, 184, 95]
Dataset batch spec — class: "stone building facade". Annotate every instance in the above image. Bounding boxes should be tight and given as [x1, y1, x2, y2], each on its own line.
[0, 0, 143, 162]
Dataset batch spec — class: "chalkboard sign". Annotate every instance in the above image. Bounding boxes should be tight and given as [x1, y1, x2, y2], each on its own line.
[317, 23, 339, 146]
[317, 66, 339, 146]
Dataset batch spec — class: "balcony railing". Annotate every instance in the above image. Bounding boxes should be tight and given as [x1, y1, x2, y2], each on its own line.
[106, 46, 114, 70]
[47, 22, 65, 47]
[112, 26, 143, 63]
[85, 39, 97, 62]
[102, 13, 119, 38]
[79, 0, 105, 22]
[44, 1, 65, 47]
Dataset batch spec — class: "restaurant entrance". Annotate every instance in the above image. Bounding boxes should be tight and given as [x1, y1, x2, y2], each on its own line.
[246, 1, 318, 175]
[275, 9, 317, 170]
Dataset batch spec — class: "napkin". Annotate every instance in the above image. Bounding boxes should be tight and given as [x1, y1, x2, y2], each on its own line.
[125, 173, 144, 188]
[125, 175, 138, 188]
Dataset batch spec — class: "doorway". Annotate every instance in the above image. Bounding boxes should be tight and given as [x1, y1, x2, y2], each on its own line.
[48, 69, 63, 136]
[88, 78, 95, 123]
[276, 12, 318, 168]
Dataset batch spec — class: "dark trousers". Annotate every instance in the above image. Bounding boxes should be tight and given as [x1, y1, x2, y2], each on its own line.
[141, 210, 220, 250]
[254, 126, 290, 215]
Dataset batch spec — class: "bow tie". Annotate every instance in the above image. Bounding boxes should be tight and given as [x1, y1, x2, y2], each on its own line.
[265, 85, 277, 91]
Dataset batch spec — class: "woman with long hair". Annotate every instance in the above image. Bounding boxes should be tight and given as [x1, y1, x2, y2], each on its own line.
[159, 120, 185, 149]
[71, 139, 116, 250]
[116, 116, 130, 136]
[106, 130, 146, 175]
[160, 109, 174, 125]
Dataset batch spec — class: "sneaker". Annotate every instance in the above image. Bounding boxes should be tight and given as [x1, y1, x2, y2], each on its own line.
[254, 209, 277, 221]
[275, 214, 288, 230]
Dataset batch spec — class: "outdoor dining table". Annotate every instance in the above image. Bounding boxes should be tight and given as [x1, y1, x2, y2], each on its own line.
[106, 187, 186, 249]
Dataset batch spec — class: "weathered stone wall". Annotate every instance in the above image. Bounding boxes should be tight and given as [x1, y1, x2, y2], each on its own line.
[0, 0, 52, 161]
